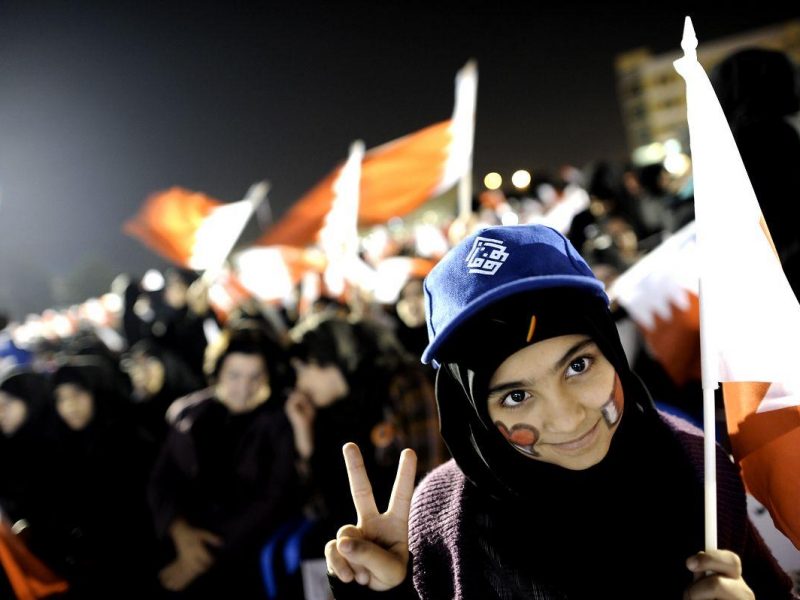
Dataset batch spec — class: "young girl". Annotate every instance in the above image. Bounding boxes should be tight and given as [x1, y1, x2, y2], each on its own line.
[325, 224, 794, 599]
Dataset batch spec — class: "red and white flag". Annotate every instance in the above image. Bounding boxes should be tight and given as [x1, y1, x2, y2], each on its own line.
[256, 61, 478, 248]
[124, 183, 264, 271]
[231, 245, 326, 303]
[610, 222, 701, 388]
[319, 140, 365, 296]
[675, 17, 800, 549]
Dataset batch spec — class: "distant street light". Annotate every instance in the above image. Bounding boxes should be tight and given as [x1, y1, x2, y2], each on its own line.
[511, 169, 531, 189]
[483, 172, 502, 190]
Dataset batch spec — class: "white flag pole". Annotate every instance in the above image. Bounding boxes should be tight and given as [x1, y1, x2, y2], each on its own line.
[200, 180, 269, 287]
[674, 16, 718, 551]
[455, 60, 478, 221]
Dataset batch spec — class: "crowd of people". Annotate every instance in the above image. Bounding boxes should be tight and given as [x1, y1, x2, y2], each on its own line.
[0, 46, 798, 599]
[0, 151, 702, 599]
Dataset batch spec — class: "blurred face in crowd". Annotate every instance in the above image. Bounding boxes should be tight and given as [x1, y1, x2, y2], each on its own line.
[216, 352, 270, 413]
[124, 354, 165, 398]
[292, 359, 348, 408]
[0, 392, 28, 436]
[486, 334, 623, 471]
[164, 274, 188, 309]
[396, 279, 426, 329]
[55, 384, 95, 431]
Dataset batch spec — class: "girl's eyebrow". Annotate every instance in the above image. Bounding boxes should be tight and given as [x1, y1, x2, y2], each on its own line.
[549, 338, 595, 375]
[487, 379, 528, 400]
[487, 338, 596, 400]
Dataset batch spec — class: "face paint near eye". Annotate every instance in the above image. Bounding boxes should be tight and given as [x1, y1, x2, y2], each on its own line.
[600, 375, 624, 428]
[496, 420, 541, 457]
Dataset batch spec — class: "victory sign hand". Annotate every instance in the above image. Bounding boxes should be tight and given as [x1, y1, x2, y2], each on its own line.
[325, 442, 417, 591]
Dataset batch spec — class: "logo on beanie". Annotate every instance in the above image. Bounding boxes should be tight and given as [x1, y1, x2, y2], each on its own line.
[465, 237, 509, 275]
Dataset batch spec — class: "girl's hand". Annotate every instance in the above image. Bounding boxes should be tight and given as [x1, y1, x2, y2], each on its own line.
[325, 443, 417, 591]
[683, 549, 754, 599]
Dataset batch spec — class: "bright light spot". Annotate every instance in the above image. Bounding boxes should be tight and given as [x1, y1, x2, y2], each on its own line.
[664, 153, 691, 176]
[511, 170, 531, 189]
[101, 293, 123, 315]
[501, 211, 519, 226]
[414, 224, 449, 258]
[83, 299, 108, 326]
[632, 142, 666, 166]
[51, 314, 74, 338]
[141, 269, 165, 292]
[664, 138, 682, 154]
[484, 172, 502, 190]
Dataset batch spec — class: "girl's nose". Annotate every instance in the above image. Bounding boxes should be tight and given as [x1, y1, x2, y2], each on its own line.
[540, 392, 586, 435]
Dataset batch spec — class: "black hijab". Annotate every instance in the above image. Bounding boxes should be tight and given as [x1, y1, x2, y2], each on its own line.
[434, 288, 704, 597]
[0, 370, 57, 523]
[0, 369, 52, 441]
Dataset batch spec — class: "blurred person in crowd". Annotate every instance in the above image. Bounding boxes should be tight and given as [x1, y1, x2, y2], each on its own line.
[122, 339, 203, 446]
[286, 317, 403, 529]
[148, 326, 298, 598]
[227, 296, 292, 348]
[285, 316, 444, 573]
[712, 47, 800, 299]
[392, 278, 429, 361]
[325, 224, 791, 599]
[0, 370, 54, 535]
[121, 276, 154, 347]
[36, 357, 160, 598]
[155, 269, 220, 378]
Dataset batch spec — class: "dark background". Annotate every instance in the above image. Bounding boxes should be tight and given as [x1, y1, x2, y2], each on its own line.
[1, 1, 797, 317]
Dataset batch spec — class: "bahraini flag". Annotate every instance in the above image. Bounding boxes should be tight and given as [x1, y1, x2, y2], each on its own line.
[124, 186, 258, 270]
[675, 17, 800, 549]
[232, 245, 326, 303]
[256, 61, 477, 248]
[610, 221, 701, 388]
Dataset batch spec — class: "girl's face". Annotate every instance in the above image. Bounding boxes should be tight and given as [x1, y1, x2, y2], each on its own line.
[292, 359, 348, 408]
[55, 383, 95, 431]
[486, 334, 623, 471]
[0, 392, 28, 436]
[216, 353, 270, 414]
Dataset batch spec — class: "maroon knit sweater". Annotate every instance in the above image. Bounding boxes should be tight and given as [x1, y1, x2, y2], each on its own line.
[331, 414, 795, 599]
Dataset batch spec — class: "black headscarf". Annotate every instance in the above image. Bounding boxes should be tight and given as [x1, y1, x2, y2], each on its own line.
[0, 369, 52, 440]
[0, 370, 57, 524]
[434, 287, 703, 597]
[52, 356, 129, 435]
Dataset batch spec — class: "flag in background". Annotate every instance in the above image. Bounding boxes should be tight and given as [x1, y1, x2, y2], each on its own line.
[124, 185, 261, 271]
[674, 17, 800, 550]
[319, 140, 365, 297]
[256, 61, 478, 248]
[232, 245, 326, 304]
[610, 221, 701, 388]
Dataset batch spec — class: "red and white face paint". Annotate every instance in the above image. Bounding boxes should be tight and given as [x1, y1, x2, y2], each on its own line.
[487, 335, 624, 471]
[600, 374, 624, 428]
[495, 421, 541, 457]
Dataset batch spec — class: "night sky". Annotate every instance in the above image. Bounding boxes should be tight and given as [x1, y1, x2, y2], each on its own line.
[0, 2, 797, 316]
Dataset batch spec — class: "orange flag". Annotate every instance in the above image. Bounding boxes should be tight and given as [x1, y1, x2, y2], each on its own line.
[124, 185, 260, 270]
[256, 61, 477, 248]
[0, 521, 69, 599]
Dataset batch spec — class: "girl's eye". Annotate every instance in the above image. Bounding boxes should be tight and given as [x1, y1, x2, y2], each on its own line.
[500, 390, 530, 408]
[566, 356, 593, 378]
